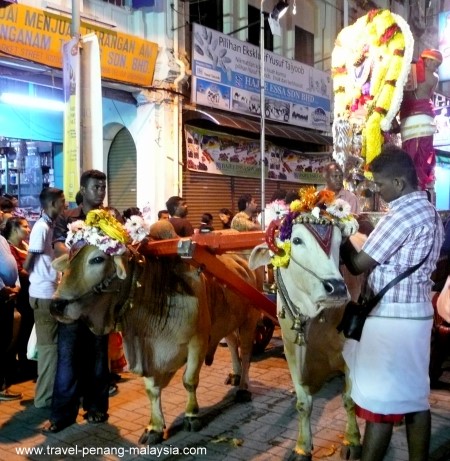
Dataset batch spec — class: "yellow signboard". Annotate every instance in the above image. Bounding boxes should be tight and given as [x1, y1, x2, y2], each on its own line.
[0, 3, 159, 86]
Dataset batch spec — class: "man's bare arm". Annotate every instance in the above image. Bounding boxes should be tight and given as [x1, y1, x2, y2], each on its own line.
[54, 241, 69, 258]
[341, 238, 378, 275]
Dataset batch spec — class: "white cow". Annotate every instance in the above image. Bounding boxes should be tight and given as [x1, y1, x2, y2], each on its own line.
[249, 202, 362, 461]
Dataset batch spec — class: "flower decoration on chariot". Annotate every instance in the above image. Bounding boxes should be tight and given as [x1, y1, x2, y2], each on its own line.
[124, 215, 151, 245]
[65, 209, 149, 259]
[266, 200, 290, 217]
[331, 9, 414, 175]
[266, 187, 359, 268]
[264, 199, 290, 225]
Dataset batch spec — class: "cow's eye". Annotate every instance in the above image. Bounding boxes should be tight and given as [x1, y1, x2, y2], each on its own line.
[89, 256, 106, 265]
[292, 237, 303, 245]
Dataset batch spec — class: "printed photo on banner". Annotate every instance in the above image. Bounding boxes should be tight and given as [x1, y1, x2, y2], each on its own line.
[185, 126, 330, 184]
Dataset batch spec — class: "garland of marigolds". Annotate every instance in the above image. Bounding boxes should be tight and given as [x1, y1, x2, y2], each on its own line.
[331, 9, 414, 171]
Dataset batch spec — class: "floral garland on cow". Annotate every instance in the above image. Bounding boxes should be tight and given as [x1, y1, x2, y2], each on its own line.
[65, 209, 150, 257]
[331, 9, 414, 177]
[267, 187, 359, 268]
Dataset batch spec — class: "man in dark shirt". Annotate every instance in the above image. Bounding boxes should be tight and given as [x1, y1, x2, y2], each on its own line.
[165, 196, 194, 237]
[46, 170, 111, 432]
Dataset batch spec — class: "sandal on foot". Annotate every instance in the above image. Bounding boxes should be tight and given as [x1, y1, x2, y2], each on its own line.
[43, 420, 74, 433]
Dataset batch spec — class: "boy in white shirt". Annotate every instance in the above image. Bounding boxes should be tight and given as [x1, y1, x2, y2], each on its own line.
[24, 188, 65, 408]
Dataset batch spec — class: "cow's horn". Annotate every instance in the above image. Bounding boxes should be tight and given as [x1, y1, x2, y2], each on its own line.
[265, 218, 283, 255]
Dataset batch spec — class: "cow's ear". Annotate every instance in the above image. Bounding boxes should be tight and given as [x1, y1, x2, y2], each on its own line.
[52, 254, 69, 272]
[113, 255, 128, 280]
[248, 244, 271, 270]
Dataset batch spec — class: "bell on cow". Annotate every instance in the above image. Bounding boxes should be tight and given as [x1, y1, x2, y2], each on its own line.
[278, 308, 286, 319]
[291, 318, 302, 331]
[294, 332, 306, 346]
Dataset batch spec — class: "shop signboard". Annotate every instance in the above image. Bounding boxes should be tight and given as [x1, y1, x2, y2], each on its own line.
[185, 126, 329, 184]
[0, 3, 158, 86]
[434, 92, 450, 152]
[191, 24, 331, 132]
[438, 11, 450, 82]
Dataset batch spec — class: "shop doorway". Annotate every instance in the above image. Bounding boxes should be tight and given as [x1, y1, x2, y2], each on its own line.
[107, 127, 137, 214]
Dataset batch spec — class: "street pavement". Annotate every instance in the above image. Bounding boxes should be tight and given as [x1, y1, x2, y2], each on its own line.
[1, 327, 450, 461]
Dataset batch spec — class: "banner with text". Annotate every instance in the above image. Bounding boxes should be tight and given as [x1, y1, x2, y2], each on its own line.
[433, 92, 450, 151]
[62, 37, 80, 203]
[438, 11, 450, 82]
[191, 23, 331, 132]
[0, 3, 158, 86]
[185, 126, 329, 184]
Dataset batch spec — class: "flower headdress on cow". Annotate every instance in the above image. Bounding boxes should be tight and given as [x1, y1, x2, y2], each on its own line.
[65, 209, 150, 259]
[267, 187, 359, 268]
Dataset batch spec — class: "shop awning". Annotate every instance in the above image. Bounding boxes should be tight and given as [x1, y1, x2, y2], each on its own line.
[183, 108, 333, 146]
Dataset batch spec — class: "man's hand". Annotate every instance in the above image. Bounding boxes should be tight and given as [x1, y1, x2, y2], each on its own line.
[0, 286, 20, 302]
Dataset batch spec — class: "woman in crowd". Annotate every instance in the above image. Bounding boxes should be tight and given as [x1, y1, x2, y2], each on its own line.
[218, 208, 233, 229]
[2, 216, 35, 378]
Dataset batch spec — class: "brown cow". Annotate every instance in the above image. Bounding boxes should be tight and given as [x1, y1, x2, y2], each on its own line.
[51, 239, 260, 444]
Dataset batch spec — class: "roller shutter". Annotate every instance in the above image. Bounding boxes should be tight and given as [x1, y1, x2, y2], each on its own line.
[107, 128, 137, 215]
[183, 170, 233, 229]
[183, 170, 311, 228]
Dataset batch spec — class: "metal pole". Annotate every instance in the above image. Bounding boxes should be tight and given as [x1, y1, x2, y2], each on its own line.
[343, 0, 348, 27]
[71, 0, 81, 171]
[71, 0, 80, 36]
[260, 0, 266, 230]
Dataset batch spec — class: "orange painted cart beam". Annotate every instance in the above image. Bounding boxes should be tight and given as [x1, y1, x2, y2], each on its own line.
[138, 231, 278, 323]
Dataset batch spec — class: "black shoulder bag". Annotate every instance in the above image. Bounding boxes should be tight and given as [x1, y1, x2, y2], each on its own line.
[337, 249, 432, 341]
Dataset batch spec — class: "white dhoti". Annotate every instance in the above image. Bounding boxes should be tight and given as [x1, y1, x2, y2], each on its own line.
[343, 315, 433, 415]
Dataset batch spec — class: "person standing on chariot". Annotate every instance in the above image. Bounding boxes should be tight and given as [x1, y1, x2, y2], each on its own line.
[399, 49, 442, 190]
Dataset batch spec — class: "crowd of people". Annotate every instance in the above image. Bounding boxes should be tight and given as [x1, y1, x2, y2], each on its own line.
[0, 148, 447, 461]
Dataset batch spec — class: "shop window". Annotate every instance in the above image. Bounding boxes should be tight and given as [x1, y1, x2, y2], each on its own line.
[103, 0, 126, 6]
[247, 5, 273, 51]
[0, 140, 55, 220]
[190, 0, 223, 32]
[295, 26, 314, 66]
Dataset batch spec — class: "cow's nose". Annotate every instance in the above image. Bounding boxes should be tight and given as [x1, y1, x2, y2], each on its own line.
[50, 299, 69, 317]
[322, 279, 347, 297]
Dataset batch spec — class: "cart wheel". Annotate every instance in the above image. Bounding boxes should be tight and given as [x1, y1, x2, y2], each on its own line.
[253, 316, 275, 355]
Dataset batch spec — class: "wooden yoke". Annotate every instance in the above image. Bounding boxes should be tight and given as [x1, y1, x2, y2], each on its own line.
[137, 231, 278, 323]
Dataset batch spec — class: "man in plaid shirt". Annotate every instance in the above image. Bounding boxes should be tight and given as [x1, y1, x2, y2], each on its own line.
[341, 144, 444, 461]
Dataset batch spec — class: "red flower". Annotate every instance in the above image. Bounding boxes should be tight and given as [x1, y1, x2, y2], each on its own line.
[379, 25, 400, 45]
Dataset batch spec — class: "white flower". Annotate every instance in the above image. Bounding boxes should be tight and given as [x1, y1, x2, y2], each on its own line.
[67, 220, 87, 233]
[267, 200, 289, 216]
[311, 207, 321, 220]
[340, 217, 359, 237]
[326, 199, 351, 219]
[124, 216, 150, 244]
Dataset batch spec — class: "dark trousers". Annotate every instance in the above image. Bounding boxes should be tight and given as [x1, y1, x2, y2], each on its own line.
[0, 299, 15, 390]
[15, 278, 34, 363]
[50, 320, 109, 425]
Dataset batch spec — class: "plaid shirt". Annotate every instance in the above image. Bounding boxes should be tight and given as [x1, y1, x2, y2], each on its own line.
[363, 191, 443, 308]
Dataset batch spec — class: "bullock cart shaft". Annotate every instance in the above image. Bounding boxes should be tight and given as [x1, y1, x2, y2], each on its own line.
[137, 231, 278, 323]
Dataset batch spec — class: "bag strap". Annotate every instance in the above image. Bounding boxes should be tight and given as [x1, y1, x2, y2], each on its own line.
[366, 244, 433, 310]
